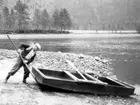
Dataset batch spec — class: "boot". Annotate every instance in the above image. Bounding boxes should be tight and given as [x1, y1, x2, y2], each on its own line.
[22, 79, 27, 84]
[4, 75, 10, 84]
[22, 76, 28, 84]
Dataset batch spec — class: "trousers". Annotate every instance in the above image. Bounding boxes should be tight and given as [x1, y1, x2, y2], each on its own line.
[8, 57, 30, 80]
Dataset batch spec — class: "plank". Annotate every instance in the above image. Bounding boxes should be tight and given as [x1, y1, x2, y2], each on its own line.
[84, 73, 107, 85]
[66, 60, 88, 80]
[64, 70, 79, 81]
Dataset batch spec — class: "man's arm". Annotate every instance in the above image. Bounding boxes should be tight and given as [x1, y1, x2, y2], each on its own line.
[18, 43, 30, 64]
[27, 53, 36, 64]
[19, 43, 30, 50]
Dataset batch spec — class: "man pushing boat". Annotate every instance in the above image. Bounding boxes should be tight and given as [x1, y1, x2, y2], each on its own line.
[4, 42, 41, 84]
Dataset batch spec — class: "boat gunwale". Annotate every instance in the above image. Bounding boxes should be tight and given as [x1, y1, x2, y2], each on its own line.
[33, 67, 78, 83]
[32, 67, 135, 89]
[106, 77, 135, 89]
[33, 67, 108, 85]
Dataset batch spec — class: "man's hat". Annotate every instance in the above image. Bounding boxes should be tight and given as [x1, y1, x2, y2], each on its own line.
[35, 43, 41, 50]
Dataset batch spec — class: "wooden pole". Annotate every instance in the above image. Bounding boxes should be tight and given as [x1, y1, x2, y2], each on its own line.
[66, 60, 87, 81]
[7, 35, 20, 55]
[7, 35, 32, 73]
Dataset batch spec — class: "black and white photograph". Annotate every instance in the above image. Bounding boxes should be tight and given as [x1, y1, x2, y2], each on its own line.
[0, 0, 140, 105]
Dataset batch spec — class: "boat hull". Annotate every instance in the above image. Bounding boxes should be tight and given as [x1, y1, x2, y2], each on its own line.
[31, 67, 135, 96]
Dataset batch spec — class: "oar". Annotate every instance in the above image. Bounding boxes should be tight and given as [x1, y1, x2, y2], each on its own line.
[7, 35, 32, 73]
[66, 60, 88, 81]
[65, 60, 108, 84]
[63, 70, 79, 81]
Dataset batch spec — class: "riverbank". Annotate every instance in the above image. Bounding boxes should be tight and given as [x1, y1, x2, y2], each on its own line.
[0, 29, 70, 34]
[0, 49, 140, 105]
[0, 49, 113, 76]
[0, 33, 140, 43]
[0, 30, 138, 34]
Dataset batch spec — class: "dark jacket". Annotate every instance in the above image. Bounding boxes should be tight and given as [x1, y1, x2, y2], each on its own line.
[19, 43, 36, 63]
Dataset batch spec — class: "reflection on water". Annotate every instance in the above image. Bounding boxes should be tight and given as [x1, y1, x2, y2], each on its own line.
[113, 56, 140, 85]
[1, 34, 140, 85]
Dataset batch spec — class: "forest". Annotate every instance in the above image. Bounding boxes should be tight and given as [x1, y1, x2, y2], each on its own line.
[0, 0, 72, 34]
[0, 0, 140, 33]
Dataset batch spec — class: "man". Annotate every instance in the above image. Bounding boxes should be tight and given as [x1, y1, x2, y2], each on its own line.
[4, 42, 41, 84]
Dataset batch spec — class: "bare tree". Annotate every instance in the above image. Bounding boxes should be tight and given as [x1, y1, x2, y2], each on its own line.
[3, 7, 10, 30]
[52, 9, 61, 30]
[14, 0, 30, 31]
[40, 9, 50, 30]
[59, 8, 72, 31]
[10, 8, 16, 30]
[32, 8, 41, 30]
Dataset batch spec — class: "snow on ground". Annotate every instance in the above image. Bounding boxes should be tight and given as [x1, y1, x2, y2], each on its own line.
[0, 49, 140, 105]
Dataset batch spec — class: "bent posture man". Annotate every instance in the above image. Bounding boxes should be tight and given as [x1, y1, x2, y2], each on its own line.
[4, 42, 41, 84]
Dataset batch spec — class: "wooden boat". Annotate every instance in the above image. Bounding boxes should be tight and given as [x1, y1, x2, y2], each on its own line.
[30, 66, 135, 96]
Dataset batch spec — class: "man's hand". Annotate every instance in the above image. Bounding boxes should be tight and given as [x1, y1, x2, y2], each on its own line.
[23, 60, 28, 64]
[17, 49, 22, 53]
[26, 47, 32, 51]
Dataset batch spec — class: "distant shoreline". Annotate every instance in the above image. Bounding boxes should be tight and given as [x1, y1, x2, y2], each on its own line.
[69, 30, 138, 34]
[0, 29, 70, 35]
[0, 33, 140, 40]
[0, 30, 138, 35]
